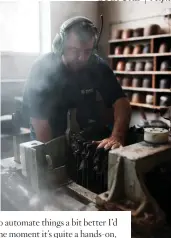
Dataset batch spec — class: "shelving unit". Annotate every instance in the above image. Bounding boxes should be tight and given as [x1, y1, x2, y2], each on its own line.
[108, 33, 171, 43]
[114, 71, 171, 75]
[108, 33, 171, 110]
[109, 53, 171, 58]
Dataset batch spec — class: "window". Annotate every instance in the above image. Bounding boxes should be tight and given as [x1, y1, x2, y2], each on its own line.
[0, 1, 40, 53]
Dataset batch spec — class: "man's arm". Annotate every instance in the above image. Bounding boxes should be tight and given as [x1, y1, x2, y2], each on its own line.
[111, 97, 131, 145]
[23, 55, 54, 143]
[93, 58, 132, 149]
[31, 118, 52, 143]
[95, 98, 131, 149]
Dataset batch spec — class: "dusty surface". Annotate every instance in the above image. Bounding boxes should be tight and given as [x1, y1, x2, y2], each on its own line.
[110, 141, 171, 161]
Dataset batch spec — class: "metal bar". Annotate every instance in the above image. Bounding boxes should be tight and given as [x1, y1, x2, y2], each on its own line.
[67, 182, 97, 204]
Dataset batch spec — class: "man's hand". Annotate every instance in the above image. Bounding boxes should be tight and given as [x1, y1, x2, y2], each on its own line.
[92, 136, 123, 150]
[92, 97, 131, 150]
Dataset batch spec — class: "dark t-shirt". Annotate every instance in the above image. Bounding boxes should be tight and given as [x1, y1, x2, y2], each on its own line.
[23, 52, 125, 138]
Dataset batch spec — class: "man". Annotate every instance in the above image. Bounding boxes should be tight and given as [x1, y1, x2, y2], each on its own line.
[23, 16, 131, 150]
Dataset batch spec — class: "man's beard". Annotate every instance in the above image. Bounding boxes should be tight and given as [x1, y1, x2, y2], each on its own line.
[62, 55, 90, 72]
[68, 61, 87, 71]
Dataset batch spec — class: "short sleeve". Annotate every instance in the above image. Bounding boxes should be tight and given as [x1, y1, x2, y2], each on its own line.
[23, 58, 54, 120]
[27, 89, 52, 119]
[97, 62, 126, 107]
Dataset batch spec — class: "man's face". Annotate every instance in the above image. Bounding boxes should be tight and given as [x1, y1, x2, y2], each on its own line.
[62, 31, 94, 71]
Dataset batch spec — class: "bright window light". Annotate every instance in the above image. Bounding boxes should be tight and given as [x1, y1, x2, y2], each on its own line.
[0, 1, 40, 53]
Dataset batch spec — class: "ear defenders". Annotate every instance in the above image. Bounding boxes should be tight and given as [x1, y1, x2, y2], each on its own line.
[52, 16, 99, 56]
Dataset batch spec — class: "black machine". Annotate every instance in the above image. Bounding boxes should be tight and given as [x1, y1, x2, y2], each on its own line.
[67, 125, 110, 194]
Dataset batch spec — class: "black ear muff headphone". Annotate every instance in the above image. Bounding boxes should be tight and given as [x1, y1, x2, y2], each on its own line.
[52, 15, 103, 56]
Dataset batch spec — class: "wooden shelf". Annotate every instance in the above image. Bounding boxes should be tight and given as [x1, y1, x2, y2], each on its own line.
[108, 33, 171, 44]
[114, 71, 171, 75]
[108, 31, 171, 110]
[109, 53, 171, 58]
[122, 87, 171, 93]
[130, 102, 168, 109]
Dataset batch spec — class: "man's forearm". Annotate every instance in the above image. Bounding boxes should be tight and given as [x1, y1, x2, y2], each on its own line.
[31, 118, 52, 143]
[111, 98, 132, 145]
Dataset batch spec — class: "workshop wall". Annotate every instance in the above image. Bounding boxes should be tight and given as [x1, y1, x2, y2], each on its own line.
[50, 1, 99, 42]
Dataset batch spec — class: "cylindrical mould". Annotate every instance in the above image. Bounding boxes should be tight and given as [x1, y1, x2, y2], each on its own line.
[159, 78, 170, 89]
[135, 62, 145, 71]
[146, 94, 153, 105]
[133, 45, 143, 54]
[132, 77, 142, 87]
[143, 44, 150, 54]
[160, 96, 171, 106]
[132, 93, 145, 103]
[142, 78, 151, 88]
[160, 60, 170, 71]
[158, 43, 169, 53]
[114, 46, 123, 55]
[111, 28, 122, 39]
[144, 128, 169, 144]
[133, 28, 144, 37]
[121, 29, 133, 39]
[125, 62, 135, 71]
[123, 45, 133, 55]
[122, 77, 132, 87]
[144, 61, 153, 71]
[116, 61, 125, 71]
[144, 24, 161, 36]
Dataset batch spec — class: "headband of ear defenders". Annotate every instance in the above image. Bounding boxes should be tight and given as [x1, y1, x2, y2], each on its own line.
[59, 16, 95, 35]
[52, 16, 98, 55]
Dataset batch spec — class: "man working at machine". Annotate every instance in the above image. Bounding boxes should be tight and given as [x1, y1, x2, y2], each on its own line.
[23, 16, 131, 150]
